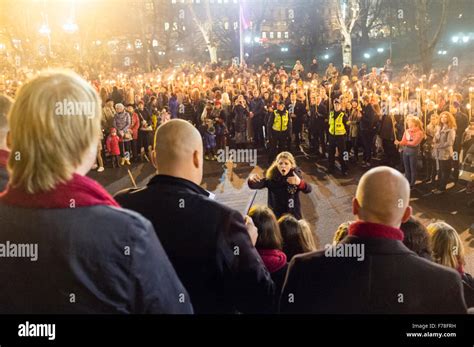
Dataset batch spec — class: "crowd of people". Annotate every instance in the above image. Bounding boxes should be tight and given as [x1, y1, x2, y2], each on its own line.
[2, 57, 473, 195]
[0, 58, 473, 313]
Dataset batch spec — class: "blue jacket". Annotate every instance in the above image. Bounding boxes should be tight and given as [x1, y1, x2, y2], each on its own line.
[169, 97, 179, 119]
[0, 203, 193, 314]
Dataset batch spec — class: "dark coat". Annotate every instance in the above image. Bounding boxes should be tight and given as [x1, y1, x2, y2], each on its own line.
[248, 167, 312, 219]
[0, 150, 9, 192]
[280, 236, 467, 314]
[0, 165, 7, 192]
[115, 175, 275, 314]
[462, 273, 474, 308]
[360, 104, 376, 132]
[0, 203, 193, 314]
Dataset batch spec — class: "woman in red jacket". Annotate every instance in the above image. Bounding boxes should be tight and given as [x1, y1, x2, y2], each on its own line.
[395, 115, 424, 188]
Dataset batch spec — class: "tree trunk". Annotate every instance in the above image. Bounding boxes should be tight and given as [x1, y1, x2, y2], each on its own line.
[342, 32, 352, 67]
[415, 0, 448, 74]
[208, 45, 217, 63]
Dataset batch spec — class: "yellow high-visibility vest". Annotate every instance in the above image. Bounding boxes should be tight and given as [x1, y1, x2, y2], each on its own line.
[272, 110, 289, 132]
[329, 111, 347, 135]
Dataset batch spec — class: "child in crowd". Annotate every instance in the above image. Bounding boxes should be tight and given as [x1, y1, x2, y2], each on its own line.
[106, 128, 121, 168]
[248, 151, 312, 219]
[278, 214, 318, 260]
[248, 205, 288, 301]
[203, 118, 217, 160]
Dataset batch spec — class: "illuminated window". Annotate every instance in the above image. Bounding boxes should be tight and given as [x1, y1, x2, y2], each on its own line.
[269, 32, 274, 39]
[224, 21, 229, 30]
[262, 32, 267, 38]
[165, 22, 170, 31]
[284, 31, 289, 39]
[277, 32, 281, 38]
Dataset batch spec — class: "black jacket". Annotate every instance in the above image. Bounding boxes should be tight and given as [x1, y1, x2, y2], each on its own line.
[280, 235, 467, 314]
[360, 103, 376, 132]
[0, 165, 7, 192]
[462, 273, 474, 308]
[115, 175, 275, 314]
[248, 167, 312, 219]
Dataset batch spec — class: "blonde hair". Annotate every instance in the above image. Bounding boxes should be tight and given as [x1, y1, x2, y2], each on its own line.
[428, 221, 465, 271]
[278, 215, 317, 259]
[266, 151, 296, 179]
[406, 115, 424, 132]
[333, 221, 352, 245]
[8, 70, 101, 193]
[298, 219, 318, 250]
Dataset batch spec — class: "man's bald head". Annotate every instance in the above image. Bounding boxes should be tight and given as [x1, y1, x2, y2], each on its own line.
[353, 166, 412, 228]
[153, 119, 203, 185]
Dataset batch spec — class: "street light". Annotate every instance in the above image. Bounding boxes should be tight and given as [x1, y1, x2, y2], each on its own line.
[38, 24, 51, 36]
[364, 53, 370, 59]
[452, 36, 459, 43]
[244, 36, 251, 44]
[323, 54, 329, 60]
[377, 47, 384, 53]
[281, 47, 289, 52]
[63, 22, 78, 33]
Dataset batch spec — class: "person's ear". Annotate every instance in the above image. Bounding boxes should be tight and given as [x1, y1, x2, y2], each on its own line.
[352, 197, 360, 217]
[401, 205, 412, 223]
[151, 150, 158, 170]
[193, 149, 200, 169]
[6, 131, 12, 149]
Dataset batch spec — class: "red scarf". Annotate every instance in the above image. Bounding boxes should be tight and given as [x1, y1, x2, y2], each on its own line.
[0, 173, 120, 209]
[0, 149, 8, 169]
[349, 221, 404, 241]
[257, 249, 287, 273]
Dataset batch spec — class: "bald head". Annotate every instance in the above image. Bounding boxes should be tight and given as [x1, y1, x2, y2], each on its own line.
[353, 166, 412, 228]
[153, 119, 203, 185]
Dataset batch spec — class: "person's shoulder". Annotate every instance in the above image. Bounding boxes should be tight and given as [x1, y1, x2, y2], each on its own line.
[407, 253, 463, 281]
[288, 249, 327, 269]
[92, 204, 154, 233]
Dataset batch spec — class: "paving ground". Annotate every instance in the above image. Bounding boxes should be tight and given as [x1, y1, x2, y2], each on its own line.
[89, 150, 474, 274]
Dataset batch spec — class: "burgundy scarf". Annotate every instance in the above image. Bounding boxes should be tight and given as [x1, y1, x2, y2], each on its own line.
[0, 173, 120, 209]
[257, 249, 287, 273]
[0, 149, 8, 169]
[349, 221, 404, 241]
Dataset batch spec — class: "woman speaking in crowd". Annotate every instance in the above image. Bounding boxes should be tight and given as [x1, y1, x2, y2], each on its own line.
[0, 70, 192, 314]
[248, 151, 311, 219]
